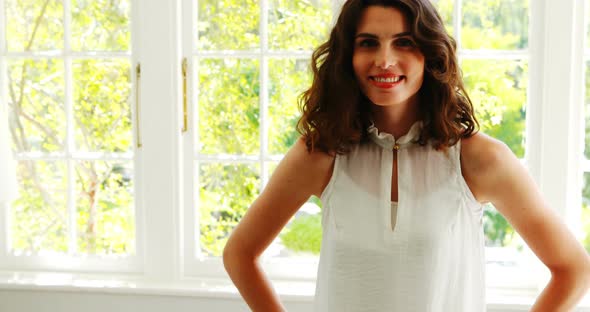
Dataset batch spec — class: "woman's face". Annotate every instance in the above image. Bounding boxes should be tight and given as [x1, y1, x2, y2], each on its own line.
[352, 6, 425, 109]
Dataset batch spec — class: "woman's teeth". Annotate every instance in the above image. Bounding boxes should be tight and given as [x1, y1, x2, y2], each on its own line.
[373, 76, 402, 83]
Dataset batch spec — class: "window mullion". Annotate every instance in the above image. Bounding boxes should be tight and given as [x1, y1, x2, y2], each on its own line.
[137, 0, 182, 281]
[537, 0, 585, 231]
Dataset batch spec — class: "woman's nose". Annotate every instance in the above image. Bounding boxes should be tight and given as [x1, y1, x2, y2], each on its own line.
[374, 47, 398, 69]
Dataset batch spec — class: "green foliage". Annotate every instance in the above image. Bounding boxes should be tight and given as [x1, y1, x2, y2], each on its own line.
[75, 161, 135, 255]
[199, 163, 260, 257]
[73, 59, 131, 152]
[268, 0, 332, 51]
[8, 59, 65, 152]
[461, 0, 529, 49]
[462, 60, 527, 158]
[482, 204, 516, 247]
[431, 0, 453, 32]
[198, 59, 261, 155]
[71, 0, 130, 51]
[6, 0, 64, 51]
[268, 58, 312, 154]
[197, 0, 260, 50]
[279, 214, 322, 255]
[196, 1, 331, 257]
[10, 161, 68, 252]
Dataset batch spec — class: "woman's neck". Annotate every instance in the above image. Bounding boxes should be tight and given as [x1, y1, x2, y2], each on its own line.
[370, 103, 420, 139]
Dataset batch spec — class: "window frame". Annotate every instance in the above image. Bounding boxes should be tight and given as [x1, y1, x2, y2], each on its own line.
[0, 0, 146, 273]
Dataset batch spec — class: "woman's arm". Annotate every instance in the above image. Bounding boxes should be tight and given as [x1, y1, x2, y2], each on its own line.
[223, 137, 335, 312]
[461, 132, 590, 311]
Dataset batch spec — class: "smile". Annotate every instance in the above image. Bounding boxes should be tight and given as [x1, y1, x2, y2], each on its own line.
[369, 75, 405, 88]
[373, 76, 402, 83]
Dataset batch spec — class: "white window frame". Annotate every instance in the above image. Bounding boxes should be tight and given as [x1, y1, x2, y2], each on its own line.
[0, 0, 146, 273]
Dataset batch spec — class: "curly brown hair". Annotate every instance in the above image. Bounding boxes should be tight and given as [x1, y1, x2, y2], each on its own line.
[296, 0, 479, 155]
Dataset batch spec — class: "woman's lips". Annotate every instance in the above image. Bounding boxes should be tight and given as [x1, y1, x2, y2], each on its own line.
[369, 75, 405, 89]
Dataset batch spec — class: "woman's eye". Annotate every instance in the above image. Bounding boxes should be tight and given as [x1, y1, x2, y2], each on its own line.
[396, 38, 416, 47]
[358, 39, 377, 47]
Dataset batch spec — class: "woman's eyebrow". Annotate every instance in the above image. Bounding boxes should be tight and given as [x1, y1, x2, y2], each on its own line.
[354, 31, 412, 39]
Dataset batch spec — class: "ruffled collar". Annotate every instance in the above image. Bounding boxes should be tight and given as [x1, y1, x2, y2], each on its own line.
[367, 120, 424, 150]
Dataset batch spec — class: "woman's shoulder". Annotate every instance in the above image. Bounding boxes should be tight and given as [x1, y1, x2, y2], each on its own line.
[282, 137, 336, 198]
[460, 131, 516, 203]
[292, 136, 337, 161]
[460, 131, 512, 166]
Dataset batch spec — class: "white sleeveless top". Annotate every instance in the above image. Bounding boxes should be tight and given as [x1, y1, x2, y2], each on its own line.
[313, 121, 486, 311]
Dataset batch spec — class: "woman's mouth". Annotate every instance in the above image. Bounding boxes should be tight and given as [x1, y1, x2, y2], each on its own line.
[369, 75, 405, 88]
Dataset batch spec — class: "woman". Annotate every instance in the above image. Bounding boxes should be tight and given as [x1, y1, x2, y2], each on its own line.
[223, 0, 590, 311]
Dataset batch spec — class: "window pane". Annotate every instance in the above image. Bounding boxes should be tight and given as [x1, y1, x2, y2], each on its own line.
[268, 58, 311, 155]
[73, 59, 132, 152]
[5, 0, 64, 52]
[431, 0, 454, 34]
[10, 160, 67, 254]
[461, 0, 529, 50]
[198, 162, 260, 257]
[76, 160, 135, 255]
[7, 59, 65, 153]
[71, 0, 131, 51]
[3, 0, 135, 263]
[197, 58, 260, 155]
[462, 59, 528, 158]
[196, 0, 259, 51]
[268, 0, 331, 51]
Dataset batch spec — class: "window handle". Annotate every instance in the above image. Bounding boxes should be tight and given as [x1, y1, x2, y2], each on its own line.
[182, 57, 188, 133]
[135, 63, 142, 148]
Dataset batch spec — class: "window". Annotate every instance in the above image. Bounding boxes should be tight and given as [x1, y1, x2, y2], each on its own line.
[184, 0, 333, 278]
[0, 0, 137, 272]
